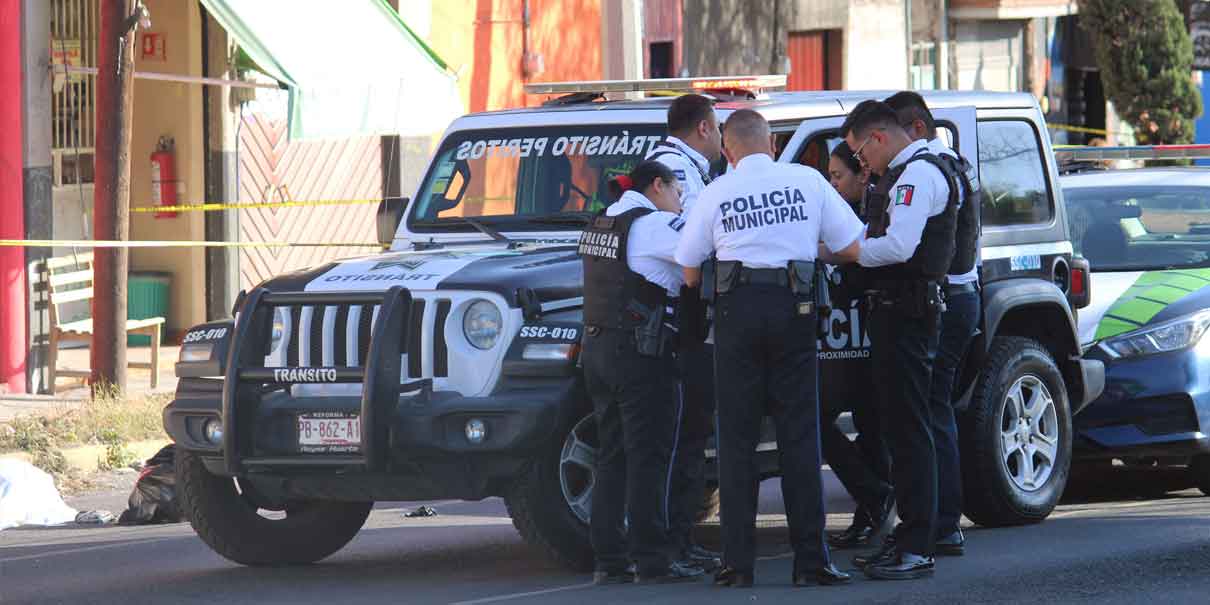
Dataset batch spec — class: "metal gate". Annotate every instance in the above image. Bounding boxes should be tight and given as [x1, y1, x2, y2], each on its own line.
[236, 111, 383, 290]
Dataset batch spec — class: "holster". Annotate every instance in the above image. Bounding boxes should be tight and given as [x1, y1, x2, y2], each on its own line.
[628, 300, 666, 358]
[700, 257, 717, 303]
[714, 260, 742, 296]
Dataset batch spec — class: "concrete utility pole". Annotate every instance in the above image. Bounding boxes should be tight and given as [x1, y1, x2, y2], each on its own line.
[92, 0, 143, 394]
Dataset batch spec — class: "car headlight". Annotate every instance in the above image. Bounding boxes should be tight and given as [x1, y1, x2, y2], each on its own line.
[1099, 310, 1210, 359]
[270, 308, 286, 353]
[463, 300, 502, 350]
[179, 342, 214, 362]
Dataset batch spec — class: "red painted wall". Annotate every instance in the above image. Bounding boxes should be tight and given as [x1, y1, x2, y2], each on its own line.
[0, 0, 26, 393]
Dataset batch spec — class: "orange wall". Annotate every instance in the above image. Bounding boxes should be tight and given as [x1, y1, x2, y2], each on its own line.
[427, 0, 603, 113]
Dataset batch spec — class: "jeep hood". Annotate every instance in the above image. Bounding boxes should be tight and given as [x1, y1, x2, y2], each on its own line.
[1080, 268, 1210, 346]
[258, 244, 583, 307]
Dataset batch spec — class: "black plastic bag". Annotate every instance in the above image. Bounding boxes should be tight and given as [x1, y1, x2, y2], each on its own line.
[117, 444, 185, 525]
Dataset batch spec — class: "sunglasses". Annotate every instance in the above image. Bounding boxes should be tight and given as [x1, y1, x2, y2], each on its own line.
[851, 128, 885, 163]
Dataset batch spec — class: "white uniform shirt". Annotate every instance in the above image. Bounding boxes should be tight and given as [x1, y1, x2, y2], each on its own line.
[675, 154, 864, 270]
[858, 140, 951, 268]
[609, 190, 686, 295]
[645, 136, 710, 213]
[927, 138, 981, 285]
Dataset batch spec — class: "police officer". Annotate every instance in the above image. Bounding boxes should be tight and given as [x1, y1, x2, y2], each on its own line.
[885, 91, 981, 557]
[841, 100, 960, 580]
[647, 93, 725, 567]
[820, 141, 895, 551]
[646, 93, 722, 213]
[676, 109, 861, 588]
[579, 160, 705, 585]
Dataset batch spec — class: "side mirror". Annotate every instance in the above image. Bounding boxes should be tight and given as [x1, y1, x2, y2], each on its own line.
[377, 197, 408, 247]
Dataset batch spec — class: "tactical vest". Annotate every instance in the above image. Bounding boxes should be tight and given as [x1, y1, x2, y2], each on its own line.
[579, 207, 669, 329]
[863, 150, 961, 282]
[940, 153, 980, 276]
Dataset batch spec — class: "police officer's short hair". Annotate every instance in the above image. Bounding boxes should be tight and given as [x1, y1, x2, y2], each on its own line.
[840, 100, 902, 140]
[885, 91, 937, 140]
[668, 94, 716, 136]
[721, 109, 769, 146]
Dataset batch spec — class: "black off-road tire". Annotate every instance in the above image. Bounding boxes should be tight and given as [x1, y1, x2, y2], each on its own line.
[1189, 454, 1210, 496]
[176, 449, 372, 566]
[960, 336, 1072, 526]
[504, 411, 595, 572]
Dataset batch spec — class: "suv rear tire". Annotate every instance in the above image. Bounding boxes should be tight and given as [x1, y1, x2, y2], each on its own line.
[1189, 454, 1210, 496]
[176, 449, 372, 565]
[960, 336, 1072, 526]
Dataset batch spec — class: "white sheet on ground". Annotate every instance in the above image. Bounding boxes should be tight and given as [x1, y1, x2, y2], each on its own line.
[0, 458, 79, 531]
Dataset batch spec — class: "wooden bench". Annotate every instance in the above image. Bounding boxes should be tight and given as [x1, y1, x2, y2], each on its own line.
[45, 253, 165, 394]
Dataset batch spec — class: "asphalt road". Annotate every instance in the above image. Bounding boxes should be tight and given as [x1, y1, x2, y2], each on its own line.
[2, 468, 1209, 605]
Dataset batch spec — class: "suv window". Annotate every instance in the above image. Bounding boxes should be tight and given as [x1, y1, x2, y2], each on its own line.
[978, 120, 1053, 226]
[409, 125, 665, 232]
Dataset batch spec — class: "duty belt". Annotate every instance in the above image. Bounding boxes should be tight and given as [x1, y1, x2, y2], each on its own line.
[737, 267, 790, 287]
[944, 281, 978, 296]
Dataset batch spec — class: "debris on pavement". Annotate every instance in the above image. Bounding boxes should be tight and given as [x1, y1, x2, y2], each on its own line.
[0, 458, 79, 530]
[404, 505, 438, 518]
[74, 509, 117, 525]
[117, 444, 185, 525]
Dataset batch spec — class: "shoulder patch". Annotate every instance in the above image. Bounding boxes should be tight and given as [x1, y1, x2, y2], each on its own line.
[894, 185, 914, 207]
[672, 169, 687, 181]
[668, 216, 685, 232]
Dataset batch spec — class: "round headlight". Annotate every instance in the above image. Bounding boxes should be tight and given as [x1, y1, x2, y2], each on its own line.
[270, 308, 286, 353]
[463, 300, 502, 350]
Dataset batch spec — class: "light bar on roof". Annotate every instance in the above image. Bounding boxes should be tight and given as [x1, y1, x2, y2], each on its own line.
[1055, 144, 1210, 162]
[523, 75, 787, 95]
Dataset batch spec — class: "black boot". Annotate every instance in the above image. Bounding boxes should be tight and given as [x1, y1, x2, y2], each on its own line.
[792, 563, 852, 586]
[852, 533, 898, 570]
[828, 507, 874, 549]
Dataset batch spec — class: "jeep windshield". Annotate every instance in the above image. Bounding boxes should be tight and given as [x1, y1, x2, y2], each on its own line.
[1065, 184, 1210, 271]
[408, 125, 666, 234]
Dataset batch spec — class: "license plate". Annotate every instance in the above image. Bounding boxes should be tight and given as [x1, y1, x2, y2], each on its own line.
[297, 412, 361, 454]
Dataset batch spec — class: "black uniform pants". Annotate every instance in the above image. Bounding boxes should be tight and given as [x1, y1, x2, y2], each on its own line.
[869, 304, 940, 556]
[582, 327, 678, 574]
[714, 285, 830, 574]
[929, 288, 980, 537]
[820, 399, 892, 519]
[669, 342, 716, 551]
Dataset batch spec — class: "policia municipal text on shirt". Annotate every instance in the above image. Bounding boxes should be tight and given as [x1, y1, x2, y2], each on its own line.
[840, 99, 962, 581]
[577, 160, 704, 585]
[676, 109, 861, 588]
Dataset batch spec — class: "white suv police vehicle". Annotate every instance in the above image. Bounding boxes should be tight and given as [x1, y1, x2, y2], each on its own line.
[167, 77, 1104, 569]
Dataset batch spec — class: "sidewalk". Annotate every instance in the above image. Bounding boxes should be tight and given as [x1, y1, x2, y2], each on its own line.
[0, 344, 179, 423]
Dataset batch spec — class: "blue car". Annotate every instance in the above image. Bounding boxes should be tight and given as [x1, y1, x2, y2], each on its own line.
[1062, 167, 1210, 493]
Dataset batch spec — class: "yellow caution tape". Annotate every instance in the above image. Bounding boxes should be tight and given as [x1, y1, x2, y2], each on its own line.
[130, 198, 384, 213]
[0, 239, 385, 249]
[1046, 123, 1110, 136]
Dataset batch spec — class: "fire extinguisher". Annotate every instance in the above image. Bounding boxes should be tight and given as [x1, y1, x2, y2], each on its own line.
[151, 136, 179, 218]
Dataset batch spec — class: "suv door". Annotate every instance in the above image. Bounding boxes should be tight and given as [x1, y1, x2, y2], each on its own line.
[777, 107, 979, 412]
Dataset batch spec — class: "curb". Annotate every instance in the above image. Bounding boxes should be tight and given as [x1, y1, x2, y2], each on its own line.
[0, 439, 172, 475]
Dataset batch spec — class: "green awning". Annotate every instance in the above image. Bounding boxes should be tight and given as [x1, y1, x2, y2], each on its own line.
[200, 0, 460, 140]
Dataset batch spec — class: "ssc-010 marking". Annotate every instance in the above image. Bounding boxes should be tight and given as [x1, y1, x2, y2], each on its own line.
[183, 327, 228, 343]
[519, 325, 580, 340]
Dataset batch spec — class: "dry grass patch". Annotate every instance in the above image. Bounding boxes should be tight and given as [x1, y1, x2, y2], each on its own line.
[0, 387, 169, 490]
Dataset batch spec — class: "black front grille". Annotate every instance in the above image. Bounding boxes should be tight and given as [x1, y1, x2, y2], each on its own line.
[1137, 395, 1200, 436]
[276, 298, 451, 379]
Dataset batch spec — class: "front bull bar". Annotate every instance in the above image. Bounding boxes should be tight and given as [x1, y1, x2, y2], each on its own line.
[221, 285, 430, 474]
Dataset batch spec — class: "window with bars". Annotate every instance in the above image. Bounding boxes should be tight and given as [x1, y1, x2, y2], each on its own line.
[50, 0, 98, 187]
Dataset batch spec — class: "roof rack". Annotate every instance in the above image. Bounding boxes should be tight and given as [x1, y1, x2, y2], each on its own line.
[1054, 144, 1210, 162]
[523, 75, 787, 105]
